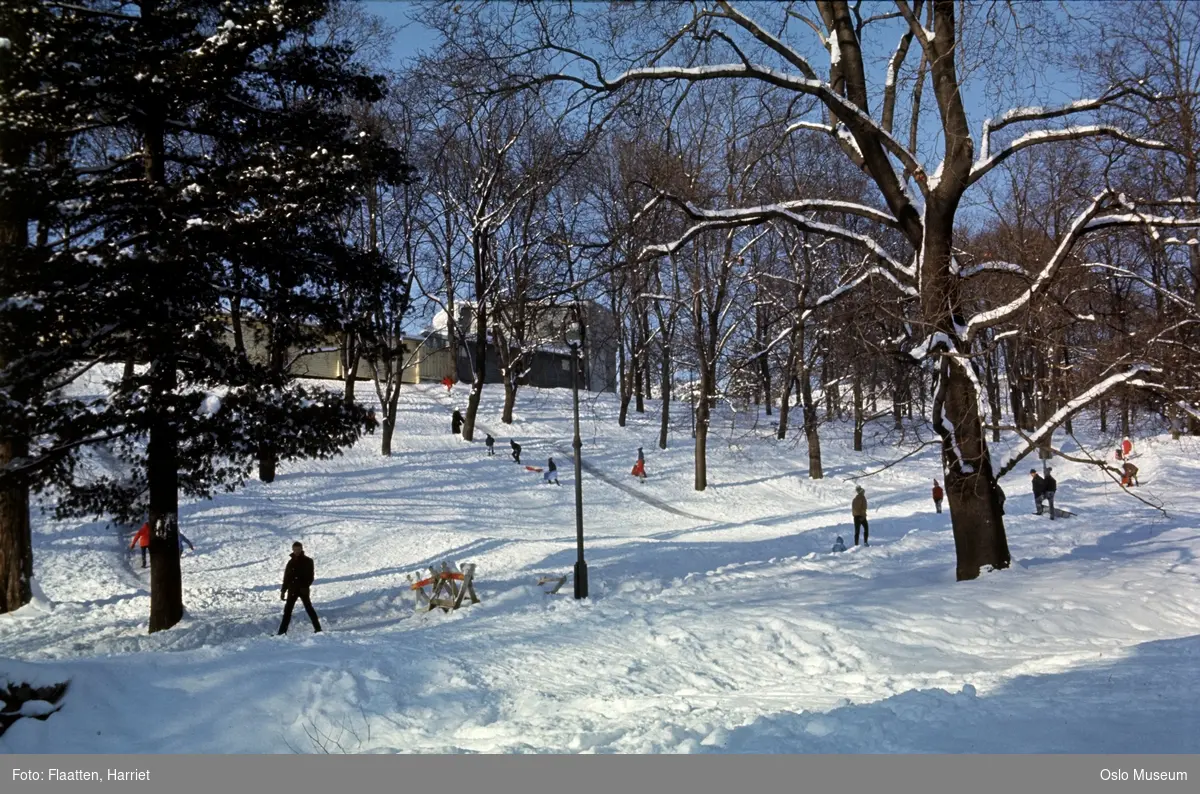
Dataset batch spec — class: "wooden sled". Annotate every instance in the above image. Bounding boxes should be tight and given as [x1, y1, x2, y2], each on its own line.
[407, 561, 481, 613]
[537, 574, 568, 595]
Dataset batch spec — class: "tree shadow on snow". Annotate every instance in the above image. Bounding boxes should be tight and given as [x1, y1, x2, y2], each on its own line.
[701, 633, 1200, 753]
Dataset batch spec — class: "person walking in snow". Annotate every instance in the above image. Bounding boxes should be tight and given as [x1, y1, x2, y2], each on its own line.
[544, 457, 560, 485]
[851, 486, 869, 546]
[831, 536, 847, 553]
[510, 439, 521, 464]
[1122, 460, 1140, 487]
[278, 542, 321, 635]
[1030, 469, 1046, 515]
[129, 521, 151, 568]
[485, 434, 495, 456]
[931, 479, 944, 513]
[1044, 468, 1058, 520]
[1122, 436, 1133, 459]
[441, 375, 454, 395]
[179, 532, 194, 554]
[631, 447, 647, 480]
[451, 408, 463, 435]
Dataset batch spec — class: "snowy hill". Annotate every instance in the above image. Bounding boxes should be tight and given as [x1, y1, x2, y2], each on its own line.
[2, 374, 1199, 753]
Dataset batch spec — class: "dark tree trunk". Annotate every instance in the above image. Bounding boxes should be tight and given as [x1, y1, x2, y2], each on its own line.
[658, 345, 671, 449]
[258, 313, 284, 483]
[147, 357, 182, 633]
[380, 383, 401, 456]
[798, 329, 823, 479]
[342, 332, 360, 404]
[777, 376, 794, 441]
[853, 374, 864, 452]
[139, 12, 184, 631]
[501, 372, 518, 425]
[462, 229, 488, 442]
[633, 350, 645, 415]
[637, 309, 651, 410]
[0, 10, 34, 613]
[923, 204, 1009, 581]
[230, 259, 246, 359]
[694, 364, 711, 491]
[0, 438, 31, 614]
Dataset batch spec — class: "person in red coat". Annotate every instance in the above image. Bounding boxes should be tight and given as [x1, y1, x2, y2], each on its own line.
[931, 480, 944, 513]
[441, 375, 454, 394]
[1122, 437, 1133, 459]
[129, 522, 151, 568]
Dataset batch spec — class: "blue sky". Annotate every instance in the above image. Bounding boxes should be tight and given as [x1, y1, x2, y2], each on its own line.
[363, 1, 435, 66]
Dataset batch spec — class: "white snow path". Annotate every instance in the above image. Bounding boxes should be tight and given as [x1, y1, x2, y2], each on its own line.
[2, 376, 1199, 753]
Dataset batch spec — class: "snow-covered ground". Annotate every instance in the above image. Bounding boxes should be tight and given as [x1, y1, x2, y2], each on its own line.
[3, 373, 1199, 753]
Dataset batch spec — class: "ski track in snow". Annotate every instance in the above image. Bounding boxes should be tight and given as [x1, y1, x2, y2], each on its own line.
[3, 374, 1200, 753]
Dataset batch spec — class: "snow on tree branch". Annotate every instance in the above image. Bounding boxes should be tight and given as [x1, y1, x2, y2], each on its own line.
[964, 191, 1114, 340]
[996, 364, 1161, 477]
[970, 126, 1171, 186]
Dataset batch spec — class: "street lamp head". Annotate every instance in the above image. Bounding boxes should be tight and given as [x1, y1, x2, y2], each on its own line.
[565, 322, 582, 348]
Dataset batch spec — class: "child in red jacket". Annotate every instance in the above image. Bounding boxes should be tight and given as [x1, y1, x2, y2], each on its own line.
[932, 480, 944, 513]
[130, 522, 151, 568]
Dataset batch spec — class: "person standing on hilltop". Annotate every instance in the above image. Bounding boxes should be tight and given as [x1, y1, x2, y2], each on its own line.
[931, 480, 944, 513]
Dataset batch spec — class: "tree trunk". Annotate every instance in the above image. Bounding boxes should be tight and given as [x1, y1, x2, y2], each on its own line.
[258, 314, 284, 483]
[637, 309, 652, 410]
[798, 329, 823, 479]
[501, 373, 518, 425]
[461, 229, 488, 442]
[0, 10, 34, 613]
[342, 331, 359, 404]
[140, 14, 184, 632]
[381, 382, 400, 456]
[1099, 398, 1108, 433]
[230, 259, 245, 359]
[0, 438, 31, 614]
[633, 350, 645, 414]
[801, 378, 823, 479]
[694, 363, 713, 491]
[658, 345, 671, 449]
[777, 376, 794, 441]
[923, 205, 1009, 581]
[853, 374, 864, 452]
[147, 357, 182, 633]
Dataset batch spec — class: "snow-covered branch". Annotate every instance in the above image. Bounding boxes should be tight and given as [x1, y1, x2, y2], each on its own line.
[996, 364, 1161, 477]
[970, 126, 1171, 186]
[964, 192, 1113, 340]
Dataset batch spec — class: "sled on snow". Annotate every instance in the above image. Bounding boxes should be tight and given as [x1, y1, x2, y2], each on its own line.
[537, 574, 568, 595]
[1036, 507, 1075, 518]
[524, 465, 544, 472]
[407, 561, 480, 613]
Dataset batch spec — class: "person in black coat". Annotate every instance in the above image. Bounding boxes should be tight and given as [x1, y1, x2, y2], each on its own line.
[485, 434, 495, 456]
[278, 542, 321, 635]
[1043, 468, 1058, 520]
[451, 409, 464, 435]
[511, 439, 521, 463]
[544, 457, 560, 485]
[1030, 469, 1046, 515]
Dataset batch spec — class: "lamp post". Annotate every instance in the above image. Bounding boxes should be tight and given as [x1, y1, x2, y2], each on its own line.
[566, 322, 588, 599]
